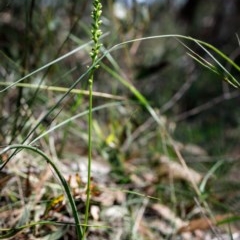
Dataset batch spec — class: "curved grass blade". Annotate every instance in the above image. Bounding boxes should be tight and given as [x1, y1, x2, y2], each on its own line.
[0, 145, 83, 239]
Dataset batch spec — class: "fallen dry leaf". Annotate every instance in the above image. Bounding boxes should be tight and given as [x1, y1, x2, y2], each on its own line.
[151, 203, 184, 229]
[178, 214, 232, 233]
[183, 144, 207, 156]
[158, 156, 202, 185]
[0, 171, 12, 190]
[91, 205, 100, 221]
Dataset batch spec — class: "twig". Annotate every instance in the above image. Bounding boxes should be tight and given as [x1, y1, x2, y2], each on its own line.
[174, 90, 240, 121]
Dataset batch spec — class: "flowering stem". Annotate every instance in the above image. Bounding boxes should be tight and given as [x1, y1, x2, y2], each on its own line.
[83, 0, 102, 237]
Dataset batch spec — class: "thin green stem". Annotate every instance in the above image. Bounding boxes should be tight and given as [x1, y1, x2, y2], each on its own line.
[84, 73, 93, 235]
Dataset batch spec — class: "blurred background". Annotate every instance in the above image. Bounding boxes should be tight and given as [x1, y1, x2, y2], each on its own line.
[1, 0, 239, 155]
